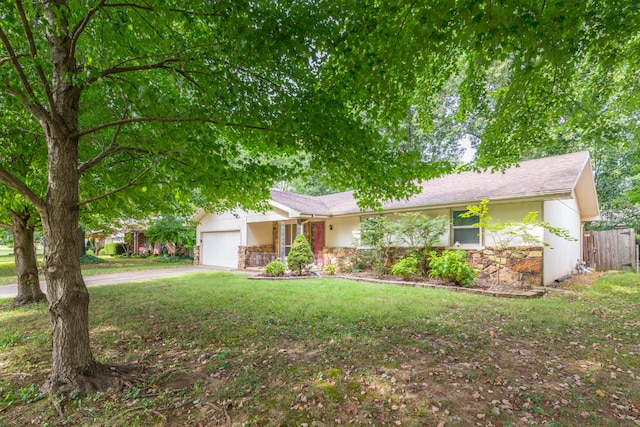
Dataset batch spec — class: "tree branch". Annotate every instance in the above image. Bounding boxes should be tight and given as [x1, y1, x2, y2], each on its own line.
[0, 25, 37, 101]
[78, 123, 124, 175]
[102, 2, 222, 16]
[0, 36, 52, 126]
[77, 163, 155, 206]
[0, 53, 30, 67]
[82, 58, 182, 86]
[75, 116, 275, 138]
[70, 0, 107, 58]
[16, 0, 56, 116]
[0, 75, 52, 125]
[0, 165, 45, 212]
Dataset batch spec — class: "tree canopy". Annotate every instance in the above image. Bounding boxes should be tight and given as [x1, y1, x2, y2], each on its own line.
[326, 1, 639, 168]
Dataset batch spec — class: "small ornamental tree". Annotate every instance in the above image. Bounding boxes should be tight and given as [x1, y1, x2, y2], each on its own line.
[359, 217, 395, 276]
[145, 217, 196, 257]
[287, 234, 315, 275]
[391, 212, 447, 274]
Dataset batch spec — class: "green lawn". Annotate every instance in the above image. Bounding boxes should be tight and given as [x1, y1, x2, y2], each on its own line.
[1, 272, 639, 426]
[0, 255, 191, 286]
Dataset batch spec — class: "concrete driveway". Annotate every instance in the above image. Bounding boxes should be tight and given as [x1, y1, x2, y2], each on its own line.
[0, 265, 252, 300]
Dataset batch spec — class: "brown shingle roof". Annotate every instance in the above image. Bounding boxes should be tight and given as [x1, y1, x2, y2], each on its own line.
[270, 151, 591, 216]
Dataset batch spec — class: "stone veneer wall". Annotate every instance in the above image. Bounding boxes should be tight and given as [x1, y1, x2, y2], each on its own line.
[321, 245, 544, 285]
[238, 245, 276, 269]
[193, 245, 200, 265]
[467, 246, 543, 285]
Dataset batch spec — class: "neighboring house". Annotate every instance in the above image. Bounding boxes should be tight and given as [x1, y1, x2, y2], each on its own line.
[193, 151, 600, 285]
[86, 219, 155, 255]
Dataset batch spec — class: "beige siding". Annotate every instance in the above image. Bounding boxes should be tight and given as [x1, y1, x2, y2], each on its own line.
[196, 212, 246, 246]
[543, 199, 582, 284]
[247, 222, 273, 246]
[325, 216, 361, 247]
[483, 202, 544, 247]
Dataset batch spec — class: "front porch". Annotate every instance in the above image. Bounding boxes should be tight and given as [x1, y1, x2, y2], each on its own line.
[238, 219, 327, 268]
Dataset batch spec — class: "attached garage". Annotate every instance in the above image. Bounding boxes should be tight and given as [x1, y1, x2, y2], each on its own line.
[201, 231, 240, 268]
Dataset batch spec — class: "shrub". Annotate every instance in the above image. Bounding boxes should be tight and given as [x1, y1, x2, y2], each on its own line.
[287, 234, 314, 275]
[390, 255, 420, 281]
[264, 260, 286, 276]
[152, 255, 193, 263]
[359, 217, 394, 276]
[79, 254, 105, 264]
[323, 264, 336, 276]
[428, 250, 477, 287]
[103, 242, 126, 256]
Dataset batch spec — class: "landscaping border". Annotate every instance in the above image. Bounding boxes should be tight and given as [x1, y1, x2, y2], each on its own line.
[247, 274, 316, 280]
[248, 272, 545, 298]
[336, 275, 545, 298]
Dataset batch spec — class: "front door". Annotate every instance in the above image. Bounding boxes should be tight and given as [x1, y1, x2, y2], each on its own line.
[311, 222, 325, 265]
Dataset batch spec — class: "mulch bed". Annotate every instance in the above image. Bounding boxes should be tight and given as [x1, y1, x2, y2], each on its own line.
[334, 273, 544, 298]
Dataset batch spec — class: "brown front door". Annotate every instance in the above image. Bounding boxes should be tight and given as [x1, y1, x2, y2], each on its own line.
[311, 222, 325, 265]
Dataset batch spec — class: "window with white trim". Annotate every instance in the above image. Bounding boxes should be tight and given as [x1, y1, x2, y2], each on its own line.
[452, 210, 480, 245]
[284, 223, 297, 255]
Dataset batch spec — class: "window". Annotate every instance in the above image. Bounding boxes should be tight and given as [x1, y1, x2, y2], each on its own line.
[452, 210, 480, 245]
[284, 223, 297, 255]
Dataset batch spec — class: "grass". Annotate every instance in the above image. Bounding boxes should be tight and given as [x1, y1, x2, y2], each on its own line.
[0, 255, 191, 286]
[1, 271, 639, 426]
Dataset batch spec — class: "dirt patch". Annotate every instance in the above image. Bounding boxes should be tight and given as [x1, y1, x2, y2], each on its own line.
[553, 271, 602, 288]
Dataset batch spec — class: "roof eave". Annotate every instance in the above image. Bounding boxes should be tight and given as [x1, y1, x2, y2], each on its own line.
[327, 191, 574, 218]
[269, 200, 302, 218]
[191, 209, 208, 222]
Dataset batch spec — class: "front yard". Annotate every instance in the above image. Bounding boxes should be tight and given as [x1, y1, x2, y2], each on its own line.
[0, 271, 639, 426]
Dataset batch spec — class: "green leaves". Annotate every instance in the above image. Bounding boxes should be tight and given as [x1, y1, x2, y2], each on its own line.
[286, 234, 314, 276]
[145, 216, 195, 250]
[428, 249, 477, 287]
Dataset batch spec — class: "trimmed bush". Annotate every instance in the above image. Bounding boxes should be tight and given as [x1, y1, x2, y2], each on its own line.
[103, 242, 126, 256]
[390, 255, 420, 281]
[287, 234, 314, 275]
[428, 250, 477, 287]
[264, 260, 286, 276]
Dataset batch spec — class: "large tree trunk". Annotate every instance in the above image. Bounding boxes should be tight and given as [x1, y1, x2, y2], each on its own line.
[40, 130, 100, 392]
[38, 4, 108, 393]
[9, 210, 47, 307]
[77, 226, 86, 258]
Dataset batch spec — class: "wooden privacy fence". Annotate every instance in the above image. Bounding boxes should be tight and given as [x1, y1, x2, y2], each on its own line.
[583, 228, 638, 272]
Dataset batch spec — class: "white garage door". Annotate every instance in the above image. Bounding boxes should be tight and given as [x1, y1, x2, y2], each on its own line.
[201, 231, 240, 268]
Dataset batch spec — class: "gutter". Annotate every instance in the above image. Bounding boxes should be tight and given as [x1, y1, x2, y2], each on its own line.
[325, 191, 574, 219]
